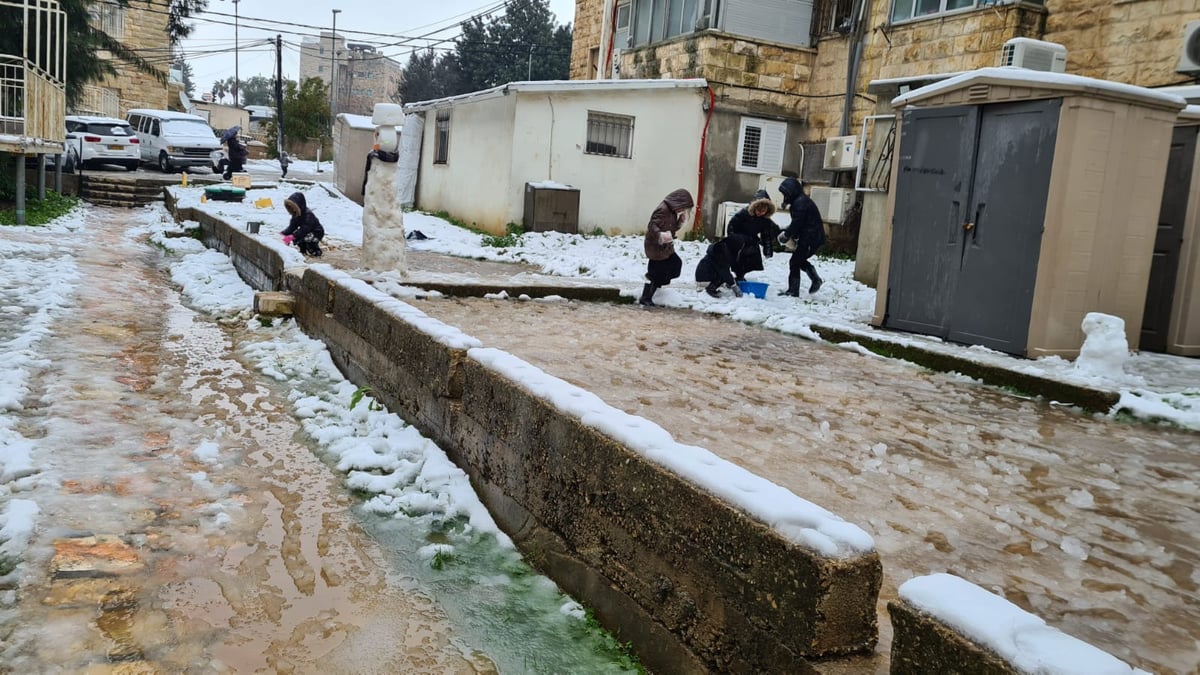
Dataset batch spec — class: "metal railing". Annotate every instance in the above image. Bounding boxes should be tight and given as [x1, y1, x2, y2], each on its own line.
[76, 85, 121, 119]
[0, 0, 67, 143]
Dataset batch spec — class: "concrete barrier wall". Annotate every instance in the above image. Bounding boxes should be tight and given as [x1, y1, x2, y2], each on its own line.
[285, 264, 883, 673]
[889, 574, 1147, 675]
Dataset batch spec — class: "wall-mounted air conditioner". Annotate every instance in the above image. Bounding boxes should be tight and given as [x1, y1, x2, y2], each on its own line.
[809, 187, 854, 224]
[1000, 38, 1067, 73]
[715, 201, 748, 238]
[1178, 21, 1200, 75]
[823, 135, 858, 171]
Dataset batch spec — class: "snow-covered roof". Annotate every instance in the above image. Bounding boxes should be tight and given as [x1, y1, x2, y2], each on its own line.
[1180, 104, 1200, 122]
[1156, 84, 1200, 103]
[866, 71, 963, 95]
[338, 113, 377, 130]
[893, 67, 1188, 110]
[403, 78, 709, 113]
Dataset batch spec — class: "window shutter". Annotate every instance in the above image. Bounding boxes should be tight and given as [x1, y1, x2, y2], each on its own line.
[737, 117, 786, 174]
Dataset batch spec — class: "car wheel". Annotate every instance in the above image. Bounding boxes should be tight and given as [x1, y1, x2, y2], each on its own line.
[125, 161, 139, 172]
[158, 152, 172, 173]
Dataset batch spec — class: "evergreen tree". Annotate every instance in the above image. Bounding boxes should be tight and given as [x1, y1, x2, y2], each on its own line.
[451, 0, 571, 94]
[399, 49, 460, 104]
[239, 75, 274, 107]
[264, 77, 329, 145]
[174, 56, 196, 98]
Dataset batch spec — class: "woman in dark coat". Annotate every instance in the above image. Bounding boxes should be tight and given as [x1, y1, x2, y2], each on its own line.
[777, 177, 826, 295]
[639, 188, 694, 307]
[726, 196, 777, 281]
[281, 191, 325, 257]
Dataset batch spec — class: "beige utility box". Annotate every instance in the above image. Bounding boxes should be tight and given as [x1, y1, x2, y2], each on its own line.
[873, 68, 1186, 359]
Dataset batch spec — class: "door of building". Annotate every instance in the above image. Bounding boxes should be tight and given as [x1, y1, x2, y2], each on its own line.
[1139, 125, 1197, 352]
[885, 98, 1061, 355]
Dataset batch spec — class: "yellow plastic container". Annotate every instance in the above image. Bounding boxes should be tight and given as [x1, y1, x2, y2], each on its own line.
[254, 197, 274, 209]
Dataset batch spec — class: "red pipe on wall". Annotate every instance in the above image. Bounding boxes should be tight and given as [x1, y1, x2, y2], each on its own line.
[604, 0, 620, 77]
[693, 85, 716, 236]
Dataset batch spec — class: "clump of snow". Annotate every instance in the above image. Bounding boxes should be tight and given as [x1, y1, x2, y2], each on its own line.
[899, 573, 1152, 675]
[559, 600, 587, 620]
[193, 440, 221, 464]
[1074, 313, 1130, 380]
[361, 159, 408, 274]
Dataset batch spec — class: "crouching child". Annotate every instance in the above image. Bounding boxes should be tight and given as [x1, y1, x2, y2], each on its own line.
[281, 191, 325, 257]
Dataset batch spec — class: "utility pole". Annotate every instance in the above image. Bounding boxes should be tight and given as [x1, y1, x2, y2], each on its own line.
[275, 34, 284, 156]
[233, 0, 240, 105]
[329, 9, 340, 127]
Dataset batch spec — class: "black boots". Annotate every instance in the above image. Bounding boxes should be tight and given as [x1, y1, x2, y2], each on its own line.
[807, 271, 823, 294]
[638, 283, 658, 307]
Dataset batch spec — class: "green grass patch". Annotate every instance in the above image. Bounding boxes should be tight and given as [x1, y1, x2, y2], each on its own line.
[0, 190, 79, 226]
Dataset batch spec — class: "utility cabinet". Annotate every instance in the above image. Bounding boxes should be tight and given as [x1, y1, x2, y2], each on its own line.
[873, 68, 1186, 358]
[1146, 108, 1200, 356]
[523, 182, 580, 234]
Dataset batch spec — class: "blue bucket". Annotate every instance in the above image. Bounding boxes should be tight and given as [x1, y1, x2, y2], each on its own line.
[737, 281, 769, 299]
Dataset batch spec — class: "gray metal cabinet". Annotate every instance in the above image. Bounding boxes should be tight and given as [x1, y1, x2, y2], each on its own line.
[1140, 125, 1197, 352]
[884, 98, 1061, 355]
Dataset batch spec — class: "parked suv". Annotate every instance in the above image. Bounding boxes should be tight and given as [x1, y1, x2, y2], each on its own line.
[64, 115, 140, 172]
[126, 109, 222, 173]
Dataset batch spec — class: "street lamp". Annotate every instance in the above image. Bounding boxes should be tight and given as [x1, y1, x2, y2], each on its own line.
[329, 9, 341, 121]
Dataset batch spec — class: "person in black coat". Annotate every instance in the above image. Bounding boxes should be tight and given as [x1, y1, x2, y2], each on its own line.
[220, 127, 249, 180]
[726, 196, 777, 282]
[281, 191, 325, 257]
[694, 236, 747, 298]
[777, 177, 826, 295]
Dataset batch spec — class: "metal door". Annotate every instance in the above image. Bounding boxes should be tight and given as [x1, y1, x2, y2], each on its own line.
[946, 99, 1061, 353]
[1140, 125, 1197, 352]
[885, 106, 979, 336]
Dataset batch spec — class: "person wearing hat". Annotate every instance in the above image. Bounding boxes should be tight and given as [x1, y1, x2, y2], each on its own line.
[777, 176, 825, 295]
[220, 126, 248, 180]
[639, 188, 694, 307]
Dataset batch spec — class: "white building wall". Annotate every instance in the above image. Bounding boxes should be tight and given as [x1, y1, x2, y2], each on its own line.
[413, 83, 707, 235]
[510, 88, 706, 235]
[416, 95, 517, 231]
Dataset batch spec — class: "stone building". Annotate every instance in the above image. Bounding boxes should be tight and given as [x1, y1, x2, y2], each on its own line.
[299, 33, 404, 116]
[569, 0, 1200, 240]
[74, 0, 170, 118]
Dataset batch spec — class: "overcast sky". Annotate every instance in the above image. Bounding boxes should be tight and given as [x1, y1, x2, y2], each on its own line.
[177, 0, 577, 98]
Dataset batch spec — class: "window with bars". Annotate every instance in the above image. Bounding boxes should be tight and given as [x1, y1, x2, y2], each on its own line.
[585, 111, 634, 159]
[736, 117, 786, 175]
[90, 3, 124, 39]
[434, 110, 450, 164]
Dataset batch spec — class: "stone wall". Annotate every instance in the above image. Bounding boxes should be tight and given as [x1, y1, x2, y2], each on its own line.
[1043, 0, 1200, 86]
[569, 0, 603, 79]
[102, 4, 170, 114]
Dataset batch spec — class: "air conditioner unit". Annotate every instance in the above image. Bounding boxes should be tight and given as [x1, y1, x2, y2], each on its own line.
[1000, 38, 1067, 73]
[715, 201, 747, 238]
[809, 187, 854, 224]
[1178, 21, 1200, 75]
[823, 135, 858, 171]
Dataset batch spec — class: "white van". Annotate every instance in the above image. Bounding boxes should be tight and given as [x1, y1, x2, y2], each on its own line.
[126, 109, 222, 173]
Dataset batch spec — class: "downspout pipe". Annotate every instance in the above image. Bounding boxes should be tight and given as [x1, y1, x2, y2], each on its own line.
[694, 85, 716, 237]
[840, 0, 872, 136]
[602, 0, 618, 79]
